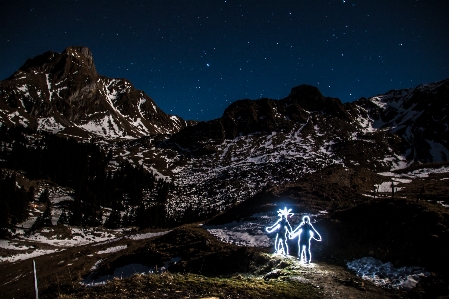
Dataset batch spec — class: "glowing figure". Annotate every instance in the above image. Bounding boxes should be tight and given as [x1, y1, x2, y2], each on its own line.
[290, 216, 322, 263]
[265, 207, 293, 255]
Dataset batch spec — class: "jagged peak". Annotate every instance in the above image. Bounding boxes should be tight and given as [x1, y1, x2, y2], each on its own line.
[12, 46, 97, 80]
[63, 46, 93, 59]
[16, 51, 58, 74]
[62, 46, 96, 71]
[288, 84, 324, 100]
[284, 84, 350, 119]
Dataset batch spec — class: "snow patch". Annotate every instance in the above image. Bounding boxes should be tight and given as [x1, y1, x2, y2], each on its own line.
[127, 231, 170, 240]
[0, 249, 62, 263]
[374, 182, 401, 193]
[97, 245, 127, 254]
[0, 240, 30, 251]
[204, 211, 317, 248]
[38, 117, 65, 133]
[347, 257, 430, 291]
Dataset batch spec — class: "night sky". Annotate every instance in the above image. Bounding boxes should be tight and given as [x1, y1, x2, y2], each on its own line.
[1, 0, 449, 121]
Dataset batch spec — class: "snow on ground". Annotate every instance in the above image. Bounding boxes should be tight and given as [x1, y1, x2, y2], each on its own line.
[97, 245, 127, 254]
[51, 194, 74, 204]
[127, 231, 170, 240]
[347, 257, 430, 291]
[91, 237, 123, 247]
[90, 259, 103, 271]
[374, 182, 400, 193]
[379, 165, 449, 179]
[37, 117, 65, 133]
[437, 201, 449, 208]
[203, 209, 321, 248]
[203, 214, 273, 247]
[17, 227, 124, 247]
[372, 165, 449, 196]
[1, 228, 115, 261]
[0, 240, 30, 251]
[391, 178, 412, 184]
[16, 216, 38, 230]
[0, 249, 63, 263]
[1, 228, 173, 264]
[373, 176, 411, 193]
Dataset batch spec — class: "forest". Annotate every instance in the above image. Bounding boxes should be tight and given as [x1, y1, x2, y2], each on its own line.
[0, 126, 175, 233]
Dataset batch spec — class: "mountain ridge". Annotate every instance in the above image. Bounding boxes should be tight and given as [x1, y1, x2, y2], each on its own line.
[1, 47, 449, 221]
[0, 46, 193, 139]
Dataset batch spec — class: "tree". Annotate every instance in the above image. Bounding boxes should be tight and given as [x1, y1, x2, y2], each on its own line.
[156, 183, 170, 203]
[0, 201, 10, 227]
[104, 209, 121, 229]
[41, 202, 53, 227]
[32, 202, 52, 230]
[135, 203, 149, 229]
[38, 188, 50, 203]
[69, 198, 83, 226]
[57, 210, 70, 225]
[122, 206, 137, 227]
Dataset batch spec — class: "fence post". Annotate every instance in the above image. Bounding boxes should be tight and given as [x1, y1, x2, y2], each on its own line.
[33, 260, 39, 299]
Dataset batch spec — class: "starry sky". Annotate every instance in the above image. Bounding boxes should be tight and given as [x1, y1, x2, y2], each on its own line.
[1, 0, 449, 121]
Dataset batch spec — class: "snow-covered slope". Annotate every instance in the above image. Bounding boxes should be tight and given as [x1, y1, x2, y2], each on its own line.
[349, 79, 449, 163]
[139, 80, 447, 219]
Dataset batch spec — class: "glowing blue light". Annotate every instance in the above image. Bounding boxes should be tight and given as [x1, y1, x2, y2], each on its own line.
[290, 215, 322, 263]
[265, 208, 293, 255]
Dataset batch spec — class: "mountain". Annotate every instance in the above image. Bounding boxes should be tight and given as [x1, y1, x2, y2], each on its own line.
[1, 47, 448, 220]
[0, 46, 191, 139]
[171, 79, 449, 165]
[159, 79, 449, 219]
[349, 80, 449, 163]
[1, 48, 449, 298]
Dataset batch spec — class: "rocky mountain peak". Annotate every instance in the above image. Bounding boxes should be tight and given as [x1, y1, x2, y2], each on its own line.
[64, 46, 93, 60]
[62, 46, 96, 72]
[11, 46, 98, 82]
[287, 84, 351, 120]
[0, 47, 190, 138]
[288, 84, 324, 100]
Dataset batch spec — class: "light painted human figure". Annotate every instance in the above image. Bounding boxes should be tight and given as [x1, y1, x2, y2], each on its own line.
[265, 207, 293, 255]
[290, 215, 322, 263]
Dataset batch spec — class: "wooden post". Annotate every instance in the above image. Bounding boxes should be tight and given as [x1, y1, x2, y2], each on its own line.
[33, 260, 39, 299]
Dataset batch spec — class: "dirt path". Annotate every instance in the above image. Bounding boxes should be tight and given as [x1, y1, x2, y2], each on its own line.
[295, 261, 402, 299]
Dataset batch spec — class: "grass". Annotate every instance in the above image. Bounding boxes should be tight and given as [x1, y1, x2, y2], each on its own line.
[50, 271, 322, 299]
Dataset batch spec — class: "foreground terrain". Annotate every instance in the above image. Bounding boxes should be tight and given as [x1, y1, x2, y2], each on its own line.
[1, 170, 448, 298]
[0, 226, 405, 299]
